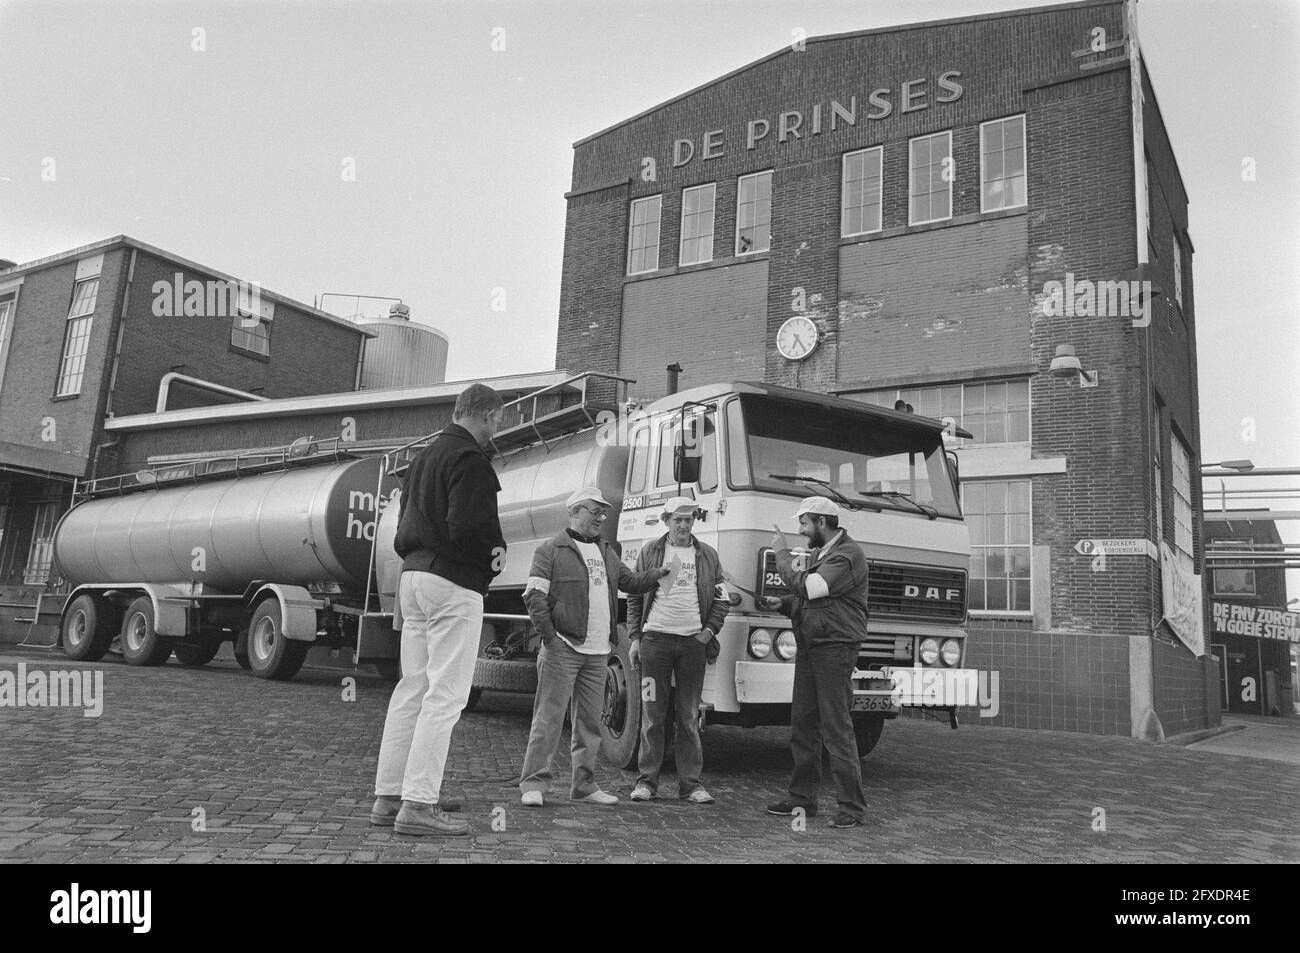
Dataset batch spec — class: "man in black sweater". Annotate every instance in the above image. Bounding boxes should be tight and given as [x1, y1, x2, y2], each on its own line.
[372, 383, 506, 837]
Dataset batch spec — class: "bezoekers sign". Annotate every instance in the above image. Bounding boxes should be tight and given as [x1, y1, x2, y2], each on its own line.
[667, 70, 964, 168]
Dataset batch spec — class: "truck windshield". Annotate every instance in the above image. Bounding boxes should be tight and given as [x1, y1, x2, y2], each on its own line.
[729, 394, 961, 518]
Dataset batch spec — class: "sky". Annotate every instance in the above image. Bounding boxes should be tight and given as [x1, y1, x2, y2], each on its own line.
[1, 0, 1296, 585]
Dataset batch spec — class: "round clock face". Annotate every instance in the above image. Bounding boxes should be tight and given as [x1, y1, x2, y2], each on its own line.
[776, 316, 819, 361]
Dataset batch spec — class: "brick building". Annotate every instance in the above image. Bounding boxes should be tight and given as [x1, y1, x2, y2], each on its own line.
[0, 236, 371, 638]
[553, 0, 1216, 736]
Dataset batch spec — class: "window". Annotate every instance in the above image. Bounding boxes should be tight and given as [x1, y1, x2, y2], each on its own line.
[1211, 539, 1256, 595]
[980, 116, 1026, 212]
[964, 480, 1031, 613]
[725, 398, 751, 488]
[909, 131, 952, 225]
[851, 379, 1030, 446]
[231, 313, 271, 356]
[654, 411, 718, 491]
[679, 184, 716, 266]
[1171, 434, 1194, 562]
[735, 171, 772, 255]
[627, 195, 662, 275]
[1173, 238, 1184, 307]
[55, 277, 100, 397]
[841, 147, 883, 237]
[23, 501, 59, 586]
[0, 292, 14, 390]
[68, 277, 99, 318]
[1152, 398, 1164, 545]
[627, 424, 651, 494]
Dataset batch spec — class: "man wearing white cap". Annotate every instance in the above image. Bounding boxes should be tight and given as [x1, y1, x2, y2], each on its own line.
[626, 497, 731, 804]
[761, 496, 870, 829]
[518, 487, 669, 806]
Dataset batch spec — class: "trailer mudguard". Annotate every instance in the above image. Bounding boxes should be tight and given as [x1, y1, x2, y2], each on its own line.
[245, 584, 324, 641]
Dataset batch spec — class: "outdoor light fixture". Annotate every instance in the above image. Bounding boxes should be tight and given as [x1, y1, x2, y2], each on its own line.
[1048, 344, 1098, 388]
[1200, 460, 1255, 471]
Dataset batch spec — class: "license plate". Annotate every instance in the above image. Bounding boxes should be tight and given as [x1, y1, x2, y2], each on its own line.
[851, 695, 897, 713]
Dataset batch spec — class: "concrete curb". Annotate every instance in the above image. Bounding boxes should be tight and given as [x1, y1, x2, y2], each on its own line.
[1164, 723, 1247, 747]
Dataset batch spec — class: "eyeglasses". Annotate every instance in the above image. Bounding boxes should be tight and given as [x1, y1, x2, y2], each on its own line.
[578, 505, 608, 519]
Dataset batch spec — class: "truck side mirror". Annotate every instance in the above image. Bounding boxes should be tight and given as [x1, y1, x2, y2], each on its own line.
[674, 444, 701, 485]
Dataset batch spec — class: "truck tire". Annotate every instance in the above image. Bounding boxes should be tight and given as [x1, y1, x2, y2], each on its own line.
[599, 627, 640, 770]
[174, 638, 222, 667]
[62, 594, 117, 662]
[246, 600, 309, 681]
[852, 713, 886, 760]
[120, 597, 177, 666]
[473, 656, 538, 694]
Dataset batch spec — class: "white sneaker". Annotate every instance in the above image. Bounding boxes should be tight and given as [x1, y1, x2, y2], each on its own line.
[521, 790, 544, 807]
[630, 783, 654, 802]
[685, 788, 715, 804]
[580, 789, 619, 805]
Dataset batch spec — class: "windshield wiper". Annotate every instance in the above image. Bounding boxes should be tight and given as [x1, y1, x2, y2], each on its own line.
[859, 490, 938, 520]
[769, 474, 879, 512]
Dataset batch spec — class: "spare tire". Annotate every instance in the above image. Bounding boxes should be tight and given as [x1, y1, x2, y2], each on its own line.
[473, 655, 538, 694]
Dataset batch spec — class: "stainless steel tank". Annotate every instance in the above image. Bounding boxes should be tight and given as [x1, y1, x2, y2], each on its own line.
[54, 457, 396, 592]
[374, 429, 627, 590]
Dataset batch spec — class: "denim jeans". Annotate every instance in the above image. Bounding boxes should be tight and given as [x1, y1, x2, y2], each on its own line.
[374, 571, 482, 804]
[788, 641, 868, 819]
[637, 631, 707, 796]
[519, 638, 608, 798]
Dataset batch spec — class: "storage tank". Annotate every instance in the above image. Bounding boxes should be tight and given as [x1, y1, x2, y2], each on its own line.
[54, 457, 397, 592]
[358, 303, 449, 389]
[375, 429, 627, 589]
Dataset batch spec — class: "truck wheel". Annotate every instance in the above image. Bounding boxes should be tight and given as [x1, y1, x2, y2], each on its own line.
[120, 597, 177, 666]
[174, 638, 221, 667]
[599, 628, 640, 770]
[247, 600, 310, 681]
[852, 713, 886, 760]
[62, 594, 116, 662]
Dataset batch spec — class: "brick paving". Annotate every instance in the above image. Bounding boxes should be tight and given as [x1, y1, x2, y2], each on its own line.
[1, 649, 1296, 863]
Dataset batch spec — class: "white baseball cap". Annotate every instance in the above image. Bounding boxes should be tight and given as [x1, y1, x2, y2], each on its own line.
[566, 486, 611, 509]
[795, 496, 840, 519]
[661, 496, 697, 518]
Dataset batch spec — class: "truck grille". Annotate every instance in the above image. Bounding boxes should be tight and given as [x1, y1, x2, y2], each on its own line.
[868, 562, 967, 623]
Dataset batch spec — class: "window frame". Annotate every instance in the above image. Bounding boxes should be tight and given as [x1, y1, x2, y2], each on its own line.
[626, 194, 663, 276]
[979, 114, 1027, 214]
[678, 182, 716, 267]
[908, 130, 953, 226]
[735, 170, 773, 256]
[1211, 538, 1256, 596]
[963, 478, 1033, 616]
[1170, 432, 1195, 563]
[849, 378, 1032, 448]
[841, 146, 884, 238]
[230, 312, 272, 358]
[23, 500, 60, 586]
[1173, 237, 1184, 308]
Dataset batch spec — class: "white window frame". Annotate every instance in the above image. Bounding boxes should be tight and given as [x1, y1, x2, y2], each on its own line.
[909, 130, 953, 226]
[0, 292, 15, 393]
[23, 501, 59, 586]
[1173, 238, 1184, 307]
[964, 479, 1033, 617]
[851, 378, 1031, 447]
[627, 195, 662, 276]
[841, 146, 883, 238]
[230, 313, 271, 356]
[1211, 539, 1256, 596]
[735, 170, 772, 256]
[979, 115, 1027, 213]
[1171, 433, 1194, 563]
[679, 183, 716, 266]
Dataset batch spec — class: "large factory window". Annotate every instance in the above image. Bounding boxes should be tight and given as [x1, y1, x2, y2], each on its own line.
[1171, 432, 1195, 563]
[979, 115, 1026, 213]
[231, 312, 271, 357]
[22, 501, 59, 586]
[627, 195, 662, 275]
[679, 183, 716, 266]
[0, 292, 14, 391]
[909, 131, 952, 225]
[850, 379, 1030, 447]
[1173, 238, 1184, 308]
[55, 278, 99, 397]
[735, 171, 771, 255]
[841, 147, 883, 237]
[1211, 540, 1256, 596]
[964, 480, 1031, 614]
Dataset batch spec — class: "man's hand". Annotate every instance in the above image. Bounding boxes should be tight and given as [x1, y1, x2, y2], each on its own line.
[758, 595, 783, 611]
[770, 524, 791, 554]
[628, 640, 641, 668]
[654, 566, 672, 579]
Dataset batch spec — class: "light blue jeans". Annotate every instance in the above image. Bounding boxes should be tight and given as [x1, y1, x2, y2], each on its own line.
[519, 639, 608, 798]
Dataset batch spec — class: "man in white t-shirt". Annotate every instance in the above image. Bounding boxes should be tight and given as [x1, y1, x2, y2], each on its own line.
[518, 487, 668, 806]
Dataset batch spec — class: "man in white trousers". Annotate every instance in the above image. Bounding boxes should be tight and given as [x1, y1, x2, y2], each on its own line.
[371, 383, 506, 836]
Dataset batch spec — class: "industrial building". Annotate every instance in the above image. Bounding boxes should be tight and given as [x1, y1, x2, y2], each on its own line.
[552, 0, 1215, 737]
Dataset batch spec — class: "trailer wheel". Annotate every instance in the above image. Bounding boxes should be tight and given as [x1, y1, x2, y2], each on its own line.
[62, 594, 116, 662]
[852, 713, 886, 760]
[174, 638, 222, 667]
[599, 626, 640, 770]
[246, 600, 309, 680]
[120, 597, 177, 666]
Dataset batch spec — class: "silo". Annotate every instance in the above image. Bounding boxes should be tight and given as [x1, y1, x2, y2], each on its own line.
[357, 303, 449, 388]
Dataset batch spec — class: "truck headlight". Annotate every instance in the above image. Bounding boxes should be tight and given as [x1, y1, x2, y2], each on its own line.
[748, 628, 773, 659]
[919, 637, 940, 665]
[940, 639, 961, 667]
[775, 630, 797, 660]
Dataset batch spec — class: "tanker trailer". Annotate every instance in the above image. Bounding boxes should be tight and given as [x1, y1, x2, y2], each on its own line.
[54, 445, 397, 680]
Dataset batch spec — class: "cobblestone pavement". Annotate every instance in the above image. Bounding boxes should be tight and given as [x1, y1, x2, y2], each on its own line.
[1, 649, 1296, 864]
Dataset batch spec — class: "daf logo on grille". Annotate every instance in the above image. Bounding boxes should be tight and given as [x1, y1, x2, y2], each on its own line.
[904, 584, 962, 601]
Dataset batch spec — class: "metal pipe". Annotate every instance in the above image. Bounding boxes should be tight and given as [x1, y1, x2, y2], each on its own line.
[155, 372, 269, 413]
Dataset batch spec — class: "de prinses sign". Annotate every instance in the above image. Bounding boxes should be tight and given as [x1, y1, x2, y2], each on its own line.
[665, 71, 964, 168]
[1212, 602, 1300, 643]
